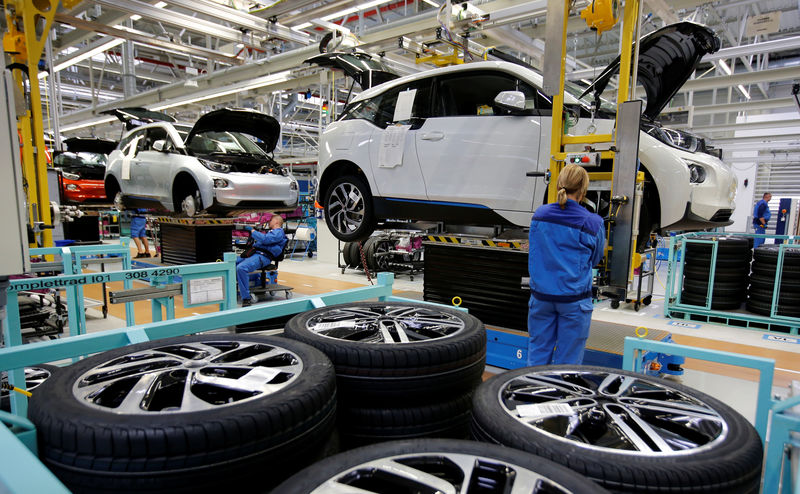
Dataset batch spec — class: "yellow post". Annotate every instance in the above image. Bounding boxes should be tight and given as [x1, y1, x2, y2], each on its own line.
[616, 0, 640, 103]
[547, 0, 571, 205]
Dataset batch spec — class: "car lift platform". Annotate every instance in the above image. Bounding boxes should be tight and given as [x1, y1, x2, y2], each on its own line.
[487, 320, 681, 375]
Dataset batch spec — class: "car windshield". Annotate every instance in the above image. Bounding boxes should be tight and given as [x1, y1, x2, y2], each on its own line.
[185, 131, 267, 156]
[54, 152, 107, 168]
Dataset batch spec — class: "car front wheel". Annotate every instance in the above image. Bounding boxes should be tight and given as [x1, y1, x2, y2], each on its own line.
[324, 175, 375, 242]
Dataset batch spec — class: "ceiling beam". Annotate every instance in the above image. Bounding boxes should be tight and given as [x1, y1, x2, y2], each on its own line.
[662, 97, 796, 115]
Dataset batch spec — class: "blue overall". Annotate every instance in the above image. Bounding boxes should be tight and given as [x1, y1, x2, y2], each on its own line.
[236, 228, 287, 301]
[753, 199, 771, 249]
[527, 199, 605, 366]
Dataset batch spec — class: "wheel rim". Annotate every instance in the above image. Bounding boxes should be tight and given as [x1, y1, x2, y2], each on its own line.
[373, 239, 393, 270]
[498, 370, 728, 456]
[311, 452, 574, 494]
[305, 305, 465, 344]
[327, 182, 365, 236]
[1, 367, 52, 398]
[181, 194, 198, 217]
[73, 340, 303, 414]
[113, 192, 124, 211]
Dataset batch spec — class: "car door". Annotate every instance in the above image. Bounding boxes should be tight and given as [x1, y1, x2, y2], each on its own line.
[414, 70, 542, 214]
[367, 79, 432, 200]
[133, 126, 174, 201]
[118, 129, 147, 195]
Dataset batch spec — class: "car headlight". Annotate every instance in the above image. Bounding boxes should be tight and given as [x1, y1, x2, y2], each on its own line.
[684, 161, 706, 184]
[290, 181, 298, 191]
[62, 171, 80, 180]
[199, 159, 231, 173]
[643, 123, 701, 153]
[65, 184, 78, 191]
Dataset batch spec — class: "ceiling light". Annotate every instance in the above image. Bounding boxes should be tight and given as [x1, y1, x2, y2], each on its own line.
[422, 0, 439, 5]
[154, 1, 167, 8]
[322, 0, 392, 21]
[737, 84, 751, 100]
[291, 22, 312, 31]
[150, 70, 292, 110]
[130, 14, 142, 21]
[51, 37, 125, 74]
[60, 116, 118, 133]
[717, 59, 732, 76]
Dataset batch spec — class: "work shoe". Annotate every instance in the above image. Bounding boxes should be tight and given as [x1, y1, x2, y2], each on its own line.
[242, 298, 252, 307]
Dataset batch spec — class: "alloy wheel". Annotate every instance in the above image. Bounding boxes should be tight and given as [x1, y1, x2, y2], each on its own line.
[328, 182, 365, 235]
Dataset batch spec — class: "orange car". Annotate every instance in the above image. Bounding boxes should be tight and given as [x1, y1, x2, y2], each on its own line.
[54, 137, 117, 204]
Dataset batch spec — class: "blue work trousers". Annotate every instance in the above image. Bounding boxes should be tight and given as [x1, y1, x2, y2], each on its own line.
[527, 295, 593, 366]
[236, 254, 271, 301]
[753, 225, 766, 249]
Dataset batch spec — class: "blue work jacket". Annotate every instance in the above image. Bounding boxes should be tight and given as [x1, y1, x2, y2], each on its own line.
[252, 228, 288, 259]
[753, 199, 771, 227]
[528, 199, 605, 302]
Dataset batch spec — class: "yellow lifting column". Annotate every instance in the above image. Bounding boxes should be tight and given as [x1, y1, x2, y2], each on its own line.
[3, 0, 81, 248]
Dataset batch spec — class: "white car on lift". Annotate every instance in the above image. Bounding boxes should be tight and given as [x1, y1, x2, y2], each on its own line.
[104, 108, 299, 216]
[315, 22, 737, 246]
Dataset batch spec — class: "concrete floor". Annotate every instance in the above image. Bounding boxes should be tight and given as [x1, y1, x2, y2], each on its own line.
[55, 241, 800, 426]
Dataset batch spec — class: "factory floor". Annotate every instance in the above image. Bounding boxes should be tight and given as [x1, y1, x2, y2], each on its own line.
[57, 242, 800, 425]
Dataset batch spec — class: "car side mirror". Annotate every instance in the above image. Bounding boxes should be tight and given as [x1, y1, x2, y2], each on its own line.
[153, 140, 167, 152]
[493, 91, 526, 115]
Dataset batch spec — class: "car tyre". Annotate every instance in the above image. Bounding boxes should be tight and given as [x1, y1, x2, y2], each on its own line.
[471, 365, 763, 493]
[324, 175, 375, 242]
[28, 334, 337, 493]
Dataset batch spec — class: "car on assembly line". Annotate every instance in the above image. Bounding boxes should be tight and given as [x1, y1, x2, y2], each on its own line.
[315, 22, 737, 246]
[104, 108, 299, 216]
[54, 137, 117, 204]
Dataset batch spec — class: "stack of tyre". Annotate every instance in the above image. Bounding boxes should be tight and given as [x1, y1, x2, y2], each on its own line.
[284, 302, 486, 448]
[343, 236, 399, 273]
[341, 241, 363, 270]
[681, 234, 751, 310]
[747, 244, 800, 317]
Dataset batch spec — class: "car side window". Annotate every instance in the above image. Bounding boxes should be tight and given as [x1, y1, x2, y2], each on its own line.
[120, 130, 146, 157]
[142, 127, 168, 151]
[435, 71, 537, 116]
[341, 80, 432, 129]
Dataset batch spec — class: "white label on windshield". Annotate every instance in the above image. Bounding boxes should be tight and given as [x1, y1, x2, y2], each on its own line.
[393, 89, 417, 122]
[517, 403, 574, 418]
[313, 321, 355, 331]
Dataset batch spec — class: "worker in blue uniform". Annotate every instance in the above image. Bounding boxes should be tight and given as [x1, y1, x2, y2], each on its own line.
[237, 215, 287, 306]
[527, 164, 605, 366]
[753, 192, 772, 249]
[131, 209, 150, 258]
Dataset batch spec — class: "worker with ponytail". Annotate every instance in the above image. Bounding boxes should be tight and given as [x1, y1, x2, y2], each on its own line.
[526, 164, 605, 365]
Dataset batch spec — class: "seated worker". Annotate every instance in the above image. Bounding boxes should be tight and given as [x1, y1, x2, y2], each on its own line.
[131, 209, 151, 258]
[236, 215, 287, 307]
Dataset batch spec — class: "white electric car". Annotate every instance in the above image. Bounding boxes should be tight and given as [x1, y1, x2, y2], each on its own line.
[105, 108, 299, 216]
[316, 22, 736, 245]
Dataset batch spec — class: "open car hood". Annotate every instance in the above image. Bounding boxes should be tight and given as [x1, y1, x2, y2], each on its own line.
[101, 107, 176, 130]
[305, 52, 398, 89]
[63, 137, 117, 155]
[580, 22, 720, 120]
[185, 108, 281, 153]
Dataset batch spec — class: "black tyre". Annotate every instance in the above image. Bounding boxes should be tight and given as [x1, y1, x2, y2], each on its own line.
[341, 241, 355, 267]
[679, 291, 743, 310]
[750, 273, 800, 292]
[29, 334, 337, 493]
[752, 263, 800, 278]
[324, 175, 375, 242]
[273, 438, 611, 494]
[682, 264, 749, 282]
[682, 279, 747, 297]
[283, 302, 486, 403]
[366, 236, 393, 272]
[683, 254, 750, 268]
[1, 364, 59, 412]
[753, 244, 800, 266]
[346, 241, 363, 268]
[746, 298, 800, 317]
[471, 366, 763, 493]
[362, 235, 380, 272]
[338, 393, 473, 447]
[684, 235, 751, 256]
[747, 288, 800, 305]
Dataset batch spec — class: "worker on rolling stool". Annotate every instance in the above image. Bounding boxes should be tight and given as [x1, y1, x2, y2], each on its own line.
[131, 209, 151, 258]
[753, 192, 772, 249]
[527, 164, 605, 366]
[237, 215, 287, 307]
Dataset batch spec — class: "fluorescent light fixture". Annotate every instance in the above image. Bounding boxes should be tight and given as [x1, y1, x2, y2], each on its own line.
[717, 59, 732, 76]
[323, 0, 391, 21]
[60, 116, 117, 133]
[51, 37, 125, 74]
[150, 70, 292, 110]
[422, 0, 439, 5]
[154, 1, 168, 8]
[291, 22, 312, 31]
[130, 14, 142, 21]
[737, 84, 751, 100]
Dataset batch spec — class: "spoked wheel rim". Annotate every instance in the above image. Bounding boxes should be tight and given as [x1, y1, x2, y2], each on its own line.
[1, 367, 53, 397]
[328, 182, 365, 236]
[499, 370, 728, 456]
[305, 305, 466, 344]
[373, 239, 393, 270]
[73, 340, 303, 414]
[113, 192, 124, 211]
[311, 451, 574, 494]
[181, 194, 198, 217]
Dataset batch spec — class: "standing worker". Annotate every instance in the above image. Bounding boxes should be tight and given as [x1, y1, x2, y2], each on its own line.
[527, 164, 605, 366]
[131, 209, 151, 258]
[236, 215, 288, 307]
[753, 192, 772, 249]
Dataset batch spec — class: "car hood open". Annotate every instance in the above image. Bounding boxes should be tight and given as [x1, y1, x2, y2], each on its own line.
[101, 107, 177, 130]
[63, 137, 117, 155]
[185, 108, 281, 153]
[305, 52, 398, 89]
[580, 22, 720, 120]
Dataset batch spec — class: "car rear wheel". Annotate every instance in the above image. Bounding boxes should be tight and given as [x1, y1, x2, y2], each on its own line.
[324, 175, 375, 242]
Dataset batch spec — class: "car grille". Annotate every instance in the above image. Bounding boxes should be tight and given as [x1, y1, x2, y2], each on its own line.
[710, 209, 732, 222]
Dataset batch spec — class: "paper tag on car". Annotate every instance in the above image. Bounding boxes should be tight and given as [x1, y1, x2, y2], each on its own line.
[240, 367, 281, 386]
[378, 125, 410, 168]
[517, 403, 574, 418]
[313, 321, 355, 331]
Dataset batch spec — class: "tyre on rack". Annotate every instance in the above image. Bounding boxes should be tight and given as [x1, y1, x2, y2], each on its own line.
[28, 334, 337, 493]
[1, 364, 59, 412]
[752, 244, 800, 266]
[471, 365, 763, 493]
[366, 236, 394, 272]
[273, 438, 611, 494]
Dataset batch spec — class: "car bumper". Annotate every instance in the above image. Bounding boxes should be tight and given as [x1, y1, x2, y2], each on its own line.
[61, 179, 107, 203]
[210, 173, 299, 208]
[663, 155, 737, 230]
